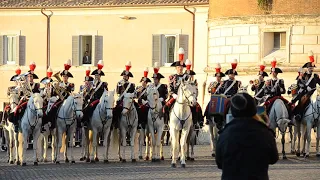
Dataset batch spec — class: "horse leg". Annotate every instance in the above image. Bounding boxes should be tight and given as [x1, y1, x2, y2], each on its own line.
[305, 123, 312, 158]
[160, 130, 165, 160]
[56, 127, 63, 164]
[291, 125, 296, 154]
[289, 125, 293, 143]
[170, 129, 178, 167]
[43, 133, 49, 162]
[22, 131, 29, 166]
[14, 132, 20, 165]
[296, 124, 301, 157]
[8, 130, 14, 164]
[157, 129, 164, 160]
[103, 127, 111, 163]
[144, 130, 150, 160]
[316, 124, 320, 157]
[281, 132, 287, 159]
[32, 130, 40, 165]
[51, 132, 56, 163]
[120, 127, 126, 162]
[90, 128, 98, 163]
[180, 127, 190, 168]
[150, 128, 156, 162]
[301, 124, 307, 156]
[131, 127, 137, 162]
[69, 126, 76, 163]
[36, 133, 43, 162]
[139, 129, 145, 160]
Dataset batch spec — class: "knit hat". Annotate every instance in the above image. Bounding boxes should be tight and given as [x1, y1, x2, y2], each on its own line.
[230, 92, 257, 118]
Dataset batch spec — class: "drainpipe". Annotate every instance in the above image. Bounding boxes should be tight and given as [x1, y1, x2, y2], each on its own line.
[41, 8, 53, 69]
[183, 6, 196, 71]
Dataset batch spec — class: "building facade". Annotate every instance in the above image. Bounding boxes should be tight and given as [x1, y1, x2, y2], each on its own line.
[0, 0, 209, 108]
[204, 0, 320, 104]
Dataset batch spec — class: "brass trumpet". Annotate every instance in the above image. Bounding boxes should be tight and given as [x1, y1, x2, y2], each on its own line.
[249, 79, 260, 86]
[52, 71, 69, 100]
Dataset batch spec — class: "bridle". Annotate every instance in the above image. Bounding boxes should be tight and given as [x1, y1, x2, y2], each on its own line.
[148, 90, 161, 133]
[98, 95, 113, 126]
[58, 95, 82, 126]
[122, 96, 136, 130]
[24, 96, 43, 132]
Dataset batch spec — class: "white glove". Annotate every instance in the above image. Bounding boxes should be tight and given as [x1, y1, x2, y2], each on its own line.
[142, 99, 148, 105]
[271, 88, 275, 92]
[307, 86, 312, 91]
[280, 88, 284, 92]
[159, 97, 164, 102]
[172, 94, 178, 99]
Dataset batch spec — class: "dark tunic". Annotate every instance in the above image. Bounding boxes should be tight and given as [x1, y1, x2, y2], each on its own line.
[91, 81, 108, 101]
[153, 83, 168, 101]
[251, 81, 265, 99]
[168, 74, 187, 96]
[216, 79, 241, 98]
[264, 78, 285, 98]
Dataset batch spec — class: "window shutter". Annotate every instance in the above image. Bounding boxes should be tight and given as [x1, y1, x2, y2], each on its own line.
[0, 36, 4, 65]
[72, 36, 80, 66]
[152, 34, 162, 66]
[17, 36, 26, 66]
[94, 35, 103, 66]
[178, 34, 189, 60]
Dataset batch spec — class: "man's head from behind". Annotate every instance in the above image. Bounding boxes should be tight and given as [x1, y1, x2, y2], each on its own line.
[230, 92, 257, 118]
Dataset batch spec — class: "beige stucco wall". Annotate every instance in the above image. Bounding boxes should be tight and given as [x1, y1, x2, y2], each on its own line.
[0, 6, 209, 108]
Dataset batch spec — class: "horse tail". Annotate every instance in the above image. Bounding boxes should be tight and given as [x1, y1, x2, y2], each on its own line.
[111, 128, 119, 153]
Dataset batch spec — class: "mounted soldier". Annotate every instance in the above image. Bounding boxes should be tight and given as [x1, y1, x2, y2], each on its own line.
[79, 67, 94, 105]
[184, 59, 203, 127]
[151, 62, 168, 123]
[291, 51, 320, 122]
[45, 60, 74, 130]
[250, 62, 268, 105]
[134, 68, 151, 130]
[113, 61, 135, 127]
[263, 59, 288, 114]
[163, 48, 188, 116]
[288, 68, 304, 105]
[12, 62, 40, 132]
[82, 60, 108, 128]
[204, 63, 225, 125]
[216, 59, 241, 98]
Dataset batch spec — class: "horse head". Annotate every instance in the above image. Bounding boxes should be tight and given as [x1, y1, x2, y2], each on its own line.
[100, 90, 115, 120]
[178, 80, 197, 107]
[29, 93, 44, 119]
[8, 93, 19, 110]
[238, 85, 248, 93]
[147, 87, 160, 113]
[69, 93, 84, 120]
[122, 93, 135, 115]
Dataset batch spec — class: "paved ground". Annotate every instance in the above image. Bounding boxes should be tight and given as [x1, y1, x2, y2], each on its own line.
[1, 141, 320, 180]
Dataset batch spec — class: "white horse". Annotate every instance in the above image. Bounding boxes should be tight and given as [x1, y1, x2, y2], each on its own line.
[269, 99, 290, 159]
[3, 93, 20, 164]
[146, 87, 165, 161]
[169, 80, 197, 168]
[37, 96, 59, 163]
[292, 91, 320, 158]
[20, 93, 44, 166]
[55, 93, 83, 164]
[113, 93, 138, 162]
[88, 90, 115, 163]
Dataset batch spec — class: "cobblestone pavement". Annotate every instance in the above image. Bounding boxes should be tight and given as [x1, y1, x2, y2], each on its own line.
[1, 142, 320, 180]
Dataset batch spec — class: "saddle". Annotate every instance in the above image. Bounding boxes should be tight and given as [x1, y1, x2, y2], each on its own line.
[265, 96, 289, 115]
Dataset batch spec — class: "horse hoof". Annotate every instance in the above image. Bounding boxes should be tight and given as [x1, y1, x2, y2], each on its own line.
[65, 159, 69, 163]
[119, 158, 122, 161]
[190, 158, 195, 161]
[44, 159, 48, 163]
[86, 158, 90, 163]
[90, 159, 95, 163]
[152, 158, 156, 162]
[212, 153, 216, 157]
[171, 163, 176, 168]
[104, 160, 109, 163]
[290, 150, 295, 154]
[95, 157, 99, 162]
[178, 157, 181, 161]
[139, 156, 143, 160]
[22, 162, 26, 166]
[36, 158, 39, 162]
[71, 160, 75, 164]
[316, 154, 320, 157]
[304, 154, 309, 158]
[56, 161, 60, 164]
[283, 156, 287, 160]
[145, 156, 149, 161]
[303, 153, 306, 157]
[181, 164, 186, 168]
[16, 161, 21, 166]
[9, 161, 14, 164]
[80, 157, 85, 161]
[296, 152, 300, 157]
[170, 156, 172, 160]
[122, 159, 126, 163]
[34, 162, 38, 166]
[132, 159, 136, 163]
[161, 156, 164, 161]
[186, 157, 191, 160]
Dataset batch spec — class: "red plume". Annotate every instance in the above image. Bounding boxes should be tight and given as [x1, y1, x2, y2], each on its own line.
[154, 68, 159, 74]
[29, 62, 36, 71]
[64, 59, 71, 70]
[47, 72, 53, 78]
[178, 48, 185, 61]
[260, 65, 266, 71]
[144, 71, 148, 77]
[97, 60, 104, 70]
[231, 59, 237, 69]
[15, 67, 21, 75]
[125, 61, 132, 71]
[86, 70, 90, 76]
[309, 51, 315, 63]
[271, 60, 277, 68]
[215, 68, 221, 73]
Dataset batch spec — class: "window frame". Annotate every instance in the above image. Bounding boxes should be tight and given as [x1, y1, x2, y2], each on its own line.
[162, 34, 178, 67]
[6, 35, 17, 65]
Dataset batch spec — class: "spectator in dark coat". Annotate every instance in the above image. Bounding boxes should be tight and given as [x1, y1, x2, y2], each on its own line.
[216, 92, 279, 180]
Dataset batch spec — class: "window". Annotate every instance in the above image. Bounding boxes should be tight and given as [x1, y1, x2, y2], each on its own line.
[274, 32, 286, 49]
[0, 35, 26, 66]
[263, 31, 287, 60]
[152, 34, 189, 66]
[72, 35, 103, 66]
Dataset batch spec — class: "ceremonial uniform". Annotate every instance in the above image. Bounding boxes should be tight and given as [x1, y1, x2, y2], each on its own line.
[82, 61, 108, 127]
[204, 63, 225, 125]
[113, 61, 135, 128]
[292, 53, 320, 121]
[251, 64, 268, 105]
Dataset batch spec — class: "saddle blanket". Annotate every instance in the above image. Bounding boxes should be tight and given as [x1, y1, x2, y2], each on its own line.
[208, 94, 228, 116]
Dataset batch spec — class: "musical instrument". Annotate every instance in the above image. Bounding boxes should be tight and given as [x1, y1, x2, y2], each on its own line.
[288, 84, 298, 96]
[208, 94, 228, 116]
[249, 79, 260, 86]
[52, 71, 69, 100]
